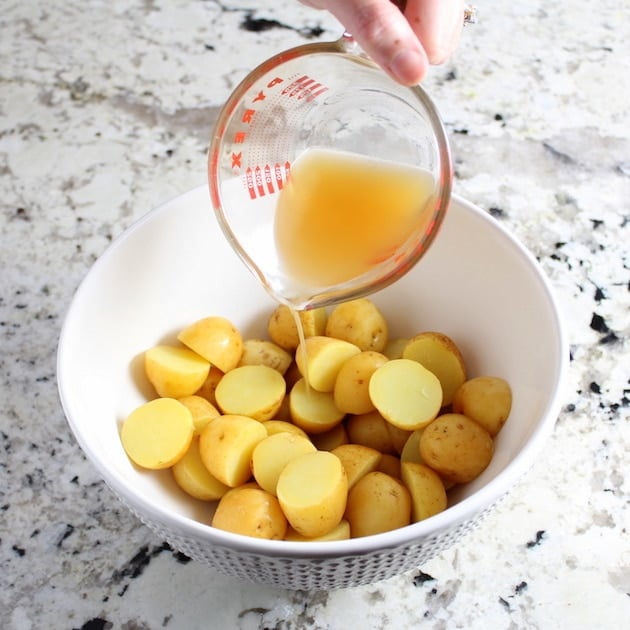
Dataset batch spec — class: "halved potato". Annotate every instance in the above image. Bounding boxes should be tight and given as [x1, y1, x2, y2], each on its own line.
[121, 398, 194, 470]
[144, 345, 210, 398]
[238, 339, 292, 375]
[402, 332, 466, 407]
[325, 299, 388, 352]
[277, 451, 348, 538]
[178, 316, 243, 373]
[452, 376, 512, 436]
[289, 378, 345, 434]
[215, 364, 286, 421]
[177, 395, 220, 434]
[295, 336, 361, 392]
[333, 351, 389, 415]
[400, 461, 447, 522]
[331, 443, 382, 489]
[267, 304, 327, 351]
[198, 414, 267, 487]
[369, 359, 442, 430]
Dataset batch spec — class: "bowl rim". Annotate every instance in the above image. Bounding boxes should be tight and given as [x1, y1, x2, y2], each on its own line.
[57, 187, 569, 559]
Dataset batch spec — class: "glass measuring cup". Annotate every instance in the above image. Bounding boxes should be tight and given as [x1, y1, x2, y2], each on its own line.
[208, 34, 452, 310]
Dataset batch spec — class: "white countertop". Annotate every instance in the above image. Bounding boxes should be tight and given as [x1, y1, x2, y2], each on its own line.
[1, 1, 629, 628]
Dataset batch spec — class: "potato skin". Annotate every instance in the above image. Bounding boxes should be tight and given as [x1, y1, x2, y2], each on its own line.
[333, 351, 389, 415]
[345, 472, 411, 537]
[325, 299, 388, 352]
[212, 486, 287, 540]
[452, 376, 512, 436]
[419, 413, 494, 484]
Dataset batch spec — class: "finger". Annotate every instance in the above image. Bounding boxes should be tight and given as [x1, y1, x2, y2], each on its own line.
[404, 0, 464, 65]
[320, 0, 430, 85]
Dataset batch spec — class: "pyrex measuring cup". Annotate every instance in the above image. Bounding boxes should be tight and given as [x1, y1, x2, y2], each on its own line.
[208, 34, 452, 310]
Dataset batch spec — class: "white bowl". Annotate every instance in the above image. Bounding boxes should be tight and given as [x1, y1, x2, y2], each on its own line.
[57, 186, 567, 590]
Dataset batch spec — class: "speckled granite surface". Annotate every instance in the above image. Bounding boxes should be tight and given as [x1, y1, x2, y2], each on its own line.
[1, 1, 628, 629]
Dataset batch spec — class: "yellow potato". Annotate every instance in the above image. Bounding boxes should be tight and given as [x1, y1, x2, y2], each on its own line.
[346, 411, 397, 454]
[177, 316, 243, 373]
[400, 461, 447, 522]
[215, 364, 286, 422]
[238, 339, 292, 375]
[194, 365, 224, 406]
[345, 472, 411, 537]
[419, 413, 494, 484]
[120, 398, 194, 470]
[177, 395, 220, 434]
[251, 432, 316, 495]
[400, 428, 424, 464]
[212, 486, 287, 540]
[402, 332, 466, 407]
[198, 414, 267, 487]
[325, 298, 388, 352]
[333, 351, 389, 414]
[262, 419, 310, 440]
[452, 376, 513, 436]
[310, 422, 349, 451]
[171, 436, 229, 501]
[276, 451, 348, 538]
[331, 443, 382, 489]
[369, 358, 442, 430]
[144, 344, 210, 398]
[295, 335, 361, 392]
[283, 361, 303, 391]
[284, 520, 351, 542]
[386, 422, 413, 455]
[267, 304, 328, 351]
[289, 378, 345, 434]
[383, 338, 409, 360]
[376, 453, 402, 479]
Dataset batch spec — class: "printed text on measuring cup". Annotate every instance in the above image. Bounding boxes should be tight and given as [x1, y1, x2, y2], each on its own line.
[230, 74, 329, 200]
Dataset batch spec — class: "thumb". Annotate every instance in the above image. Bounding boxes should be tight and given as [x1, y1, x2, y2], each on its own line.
[325, 0, 430, 85]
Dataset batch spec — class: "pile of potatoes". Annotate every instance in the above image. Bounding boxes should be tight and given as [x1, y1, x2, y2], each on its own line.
[120, 298, 512, 541]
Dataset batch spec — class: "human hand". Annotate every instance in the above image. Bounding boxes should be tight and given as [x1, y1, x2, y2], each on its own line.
[300, 0, 466, 85]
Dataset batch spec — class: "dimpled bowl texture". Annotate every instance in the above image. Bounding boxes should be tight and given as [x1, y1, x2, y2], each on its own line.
[57, 186, 567, 590]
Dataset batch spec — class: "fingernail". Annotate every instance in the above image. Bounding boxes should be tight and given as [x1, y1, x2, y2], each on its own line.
[389, 49, 427, 85]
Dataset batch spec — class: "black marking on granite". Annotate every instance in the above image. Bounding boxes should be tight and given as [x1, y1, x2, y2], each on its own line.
[488, 206, 505, 218]
[543, 142, 575, 165]
[413, 570, 436, 586]
[240, 11, 324, 39]
[526, 530, 546, 548]
[110, 542, 192, 596]
[74, 618, 113, 630]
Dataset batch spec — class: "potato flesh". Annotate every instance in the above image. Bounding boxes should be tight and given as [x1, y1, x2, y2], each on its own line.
[276, 451, 348, 538]
[122, 298, 514, 543]
[289, 378, 345, 434]
[198, 414, 267, 487]
[400, 461, 447, 522]
[296, 336, 361, 392]
[121, 398, 194, 470]
[251, 432, 316, 496]
[331, 443, 382, 489]
[369, 359, 442, 430]
[177, 395, 220, 434]
[333, 351, 389, 414]
[144, 345, 211, 398]
[403, 332, 466, 407]
[171, 436, 229, 500]
[215, 364, 286, 421]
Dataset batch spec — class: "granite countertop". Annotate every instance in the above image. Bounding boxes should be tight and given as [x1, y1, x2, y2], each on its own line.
[1, 1, 628, 628]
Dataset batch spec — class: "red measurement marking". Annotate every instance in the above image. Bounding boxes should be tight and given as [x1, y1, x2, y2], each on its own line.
[254, 166, 265, 197]
[231, 152, 242, 168]
[264, 165, 274, 194]
[245, 168, 255, 200]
